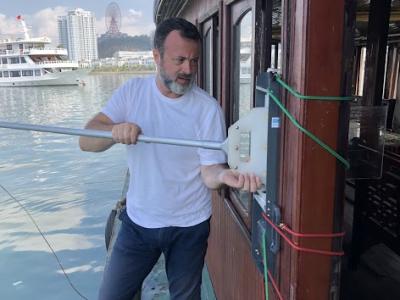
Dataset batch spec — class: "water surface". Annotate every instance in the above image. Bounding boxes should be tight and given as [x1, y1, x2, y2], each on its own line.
[0, 73, 146, 300]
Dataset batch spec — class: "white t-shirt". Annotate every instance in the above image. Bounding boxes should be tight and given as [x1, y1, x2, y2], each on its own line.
[102, 76, 227, 228]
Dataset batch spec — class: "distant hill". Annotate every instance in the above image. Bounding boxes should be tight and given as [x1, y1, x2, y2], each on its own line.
[97, 34, 153, 58]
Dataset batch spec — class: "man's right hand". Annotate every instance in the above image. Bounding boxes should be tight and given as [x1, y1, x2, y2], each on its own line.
[112, 123, 142, 145]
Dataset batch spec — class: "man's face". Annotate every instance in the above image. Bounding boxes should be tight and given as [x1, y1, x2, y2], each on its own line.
[154, 30, 200, 96]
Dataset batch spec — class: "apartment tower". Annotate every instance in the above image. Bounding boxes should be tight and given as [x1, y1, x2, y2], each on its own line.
[58, 8, 98, 62]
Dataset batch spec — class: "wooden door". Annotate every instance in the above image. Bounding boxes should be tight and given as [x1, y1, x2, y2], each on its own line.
[206, 1, 265, 299]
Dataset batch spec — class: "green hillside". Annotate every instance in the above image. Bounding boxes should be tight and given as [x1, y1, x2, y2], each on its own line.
[98, 34, 152, 58]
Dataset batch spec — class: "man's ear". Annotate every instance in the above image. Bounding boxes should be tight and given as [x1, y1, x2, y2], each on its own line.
[153, 48, 161, 65]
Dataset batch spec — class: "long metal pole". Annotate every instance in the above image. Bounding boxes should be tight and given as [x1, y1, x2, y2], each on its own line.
[0, 121, 225, 151]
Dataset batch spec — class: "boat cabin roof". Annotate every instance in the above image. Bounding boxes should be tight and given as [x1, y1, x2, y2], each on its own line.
[0, 37, 51, 46]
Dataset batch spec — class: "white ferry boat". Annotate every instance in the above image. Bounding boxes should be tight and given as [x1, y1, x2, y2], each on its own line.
[0, 16, 89, 87]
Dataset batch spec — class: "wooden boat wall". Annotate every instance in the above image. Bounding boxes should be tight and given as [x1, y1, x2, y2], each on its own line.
[151, 0, 400, 299]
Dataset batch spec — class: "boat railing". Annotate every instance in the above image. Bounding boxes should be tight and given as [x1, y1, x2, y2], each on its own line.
[35, 60, 78, 65]
[0, 48, 67, 56]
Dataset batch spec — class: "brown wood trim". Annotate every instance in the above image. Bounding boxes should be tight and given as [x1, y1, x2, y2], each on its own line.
[198, 3, 220, 23]
[225, 0, 237, 6]
[221, 1, 234, 121]
[217, 1, 224, 107]
[207, 191, 264, 300]
[279, 0, 347, 299]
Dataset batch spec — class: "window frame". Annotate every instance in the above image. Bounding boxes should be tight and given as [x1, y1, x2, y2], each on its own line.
[227, 0, 256, 231]
[200, 14, 220, 99]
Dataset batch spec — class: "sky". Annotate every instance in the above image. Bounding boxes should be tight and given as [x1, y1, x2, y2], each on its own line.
[0, 1, 155, 44]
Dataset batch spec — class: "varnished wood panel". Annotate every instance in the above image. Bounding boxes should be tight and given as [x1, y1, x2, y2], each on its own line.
[280, 0, 347, 299]
[206, 191, 265, 300]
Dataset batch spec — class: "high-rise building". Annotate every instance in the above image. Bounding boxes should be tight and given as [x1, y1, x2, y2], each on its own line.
[58, 8, 98, 62]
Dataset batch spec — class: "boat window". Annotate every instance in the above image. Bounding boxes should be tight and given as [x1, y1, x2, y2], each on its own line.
[6, 44, 12, 50]
[34, 70, 41, 76]
[10, 57, 19, 64]
[231, 10, 253, 211]
[10, 71, 20, 77]
[2, 58, 7, 65]
[0, 72, 2, 78]
[3, 71, 9, 77]
[20, 57, 26, 64]
[22, 70, 33, 76]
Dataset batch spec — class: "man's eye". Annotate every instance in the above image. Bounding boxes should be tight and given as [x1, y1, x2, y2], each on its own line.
[175, 58, 185, 64]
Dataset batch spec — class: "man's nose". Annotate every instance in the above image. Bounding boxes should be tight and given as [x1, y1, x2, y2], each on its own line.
[181, 60, 192, 74]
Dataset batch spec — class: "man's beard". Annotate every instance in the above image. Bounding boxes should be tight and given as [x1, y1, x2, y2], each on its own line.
[159, 65, 194, 95]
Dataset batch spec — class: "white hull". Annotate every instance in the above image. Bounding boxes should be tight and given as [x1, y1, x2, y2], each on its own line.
[0, 69, 90, 87]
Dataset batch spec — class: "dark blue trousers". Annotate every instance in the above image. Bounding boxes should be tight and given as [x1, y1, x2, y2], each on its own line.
[98, 209, 210, 300]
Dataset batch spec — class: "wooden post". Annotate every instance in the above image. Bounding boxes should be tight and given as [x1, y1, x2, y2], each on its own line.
[279, 0, 348, 299]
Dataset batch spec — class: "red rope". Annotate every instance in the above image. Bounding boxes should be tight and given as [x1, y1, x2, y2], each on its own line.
[261, 212, 344, 256]
[279, 224, 345, 238]
[267, 269, 284, 300]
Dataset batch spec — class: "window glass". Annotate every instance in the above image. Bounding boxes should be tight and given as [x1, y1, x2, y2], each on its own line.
[10, 57, 19, 64]
[232, 10, 253, 210]
[3, 71, 9, 77]
[22, 70, 33, 76]
[10, 71, 21, 77]
[234, 11, 253, 122]
[20, 57, 26, 63]
[2, 58, 7, 64]
[35, 69, 41, 76]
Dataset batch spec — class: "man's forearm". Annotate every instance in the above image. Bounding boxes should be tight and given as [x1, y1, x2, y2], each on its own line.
[79, 119, 115, 152]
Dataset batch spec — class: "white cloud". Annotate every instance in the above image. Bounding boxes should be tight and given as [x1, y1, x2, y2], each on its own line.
[0, 7, 68, 45]
[129, 9, 143, 19]
[31, 6, 68, 43]
[0, 13, 26, 37]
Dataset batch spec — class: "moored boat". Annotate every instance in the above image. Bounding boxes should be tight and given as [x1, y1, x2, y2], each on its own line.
[0, 16, 89, 87]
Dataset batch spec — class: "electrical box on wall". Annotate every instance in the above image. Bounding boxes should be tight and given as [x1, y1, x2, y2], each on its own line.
[251, 71, 282, 275]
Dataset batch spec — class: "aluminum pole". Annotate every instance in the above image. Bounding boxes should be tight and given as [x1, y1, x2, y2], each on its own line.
[0, 121, 225, 151]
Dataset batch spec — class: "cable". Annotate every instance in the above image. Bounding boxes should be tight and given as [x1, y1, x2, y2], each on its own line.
[274, 74, 354, 101]
[262, 212, 344, 256]
[279, 223, 345, 238]
[267, 269, 284, 300]
[0, 184, 89, 300]
[256, 85, 350, 169]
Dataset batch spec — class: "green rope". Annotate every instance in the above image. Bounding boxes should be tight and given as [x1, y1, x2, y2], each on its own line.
[257, 86, 350, 169]
[274, 74, 353, 101]
[262, 230, 269, 300]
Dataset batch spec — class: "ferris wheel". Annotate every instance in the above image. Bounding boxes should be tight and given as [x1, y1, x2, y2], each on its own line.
[105, 2, 121, 35]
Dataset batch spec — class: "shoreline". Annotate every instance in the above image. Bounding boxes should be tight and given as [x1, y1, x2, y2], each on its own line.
[90, 70, 156, 75]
